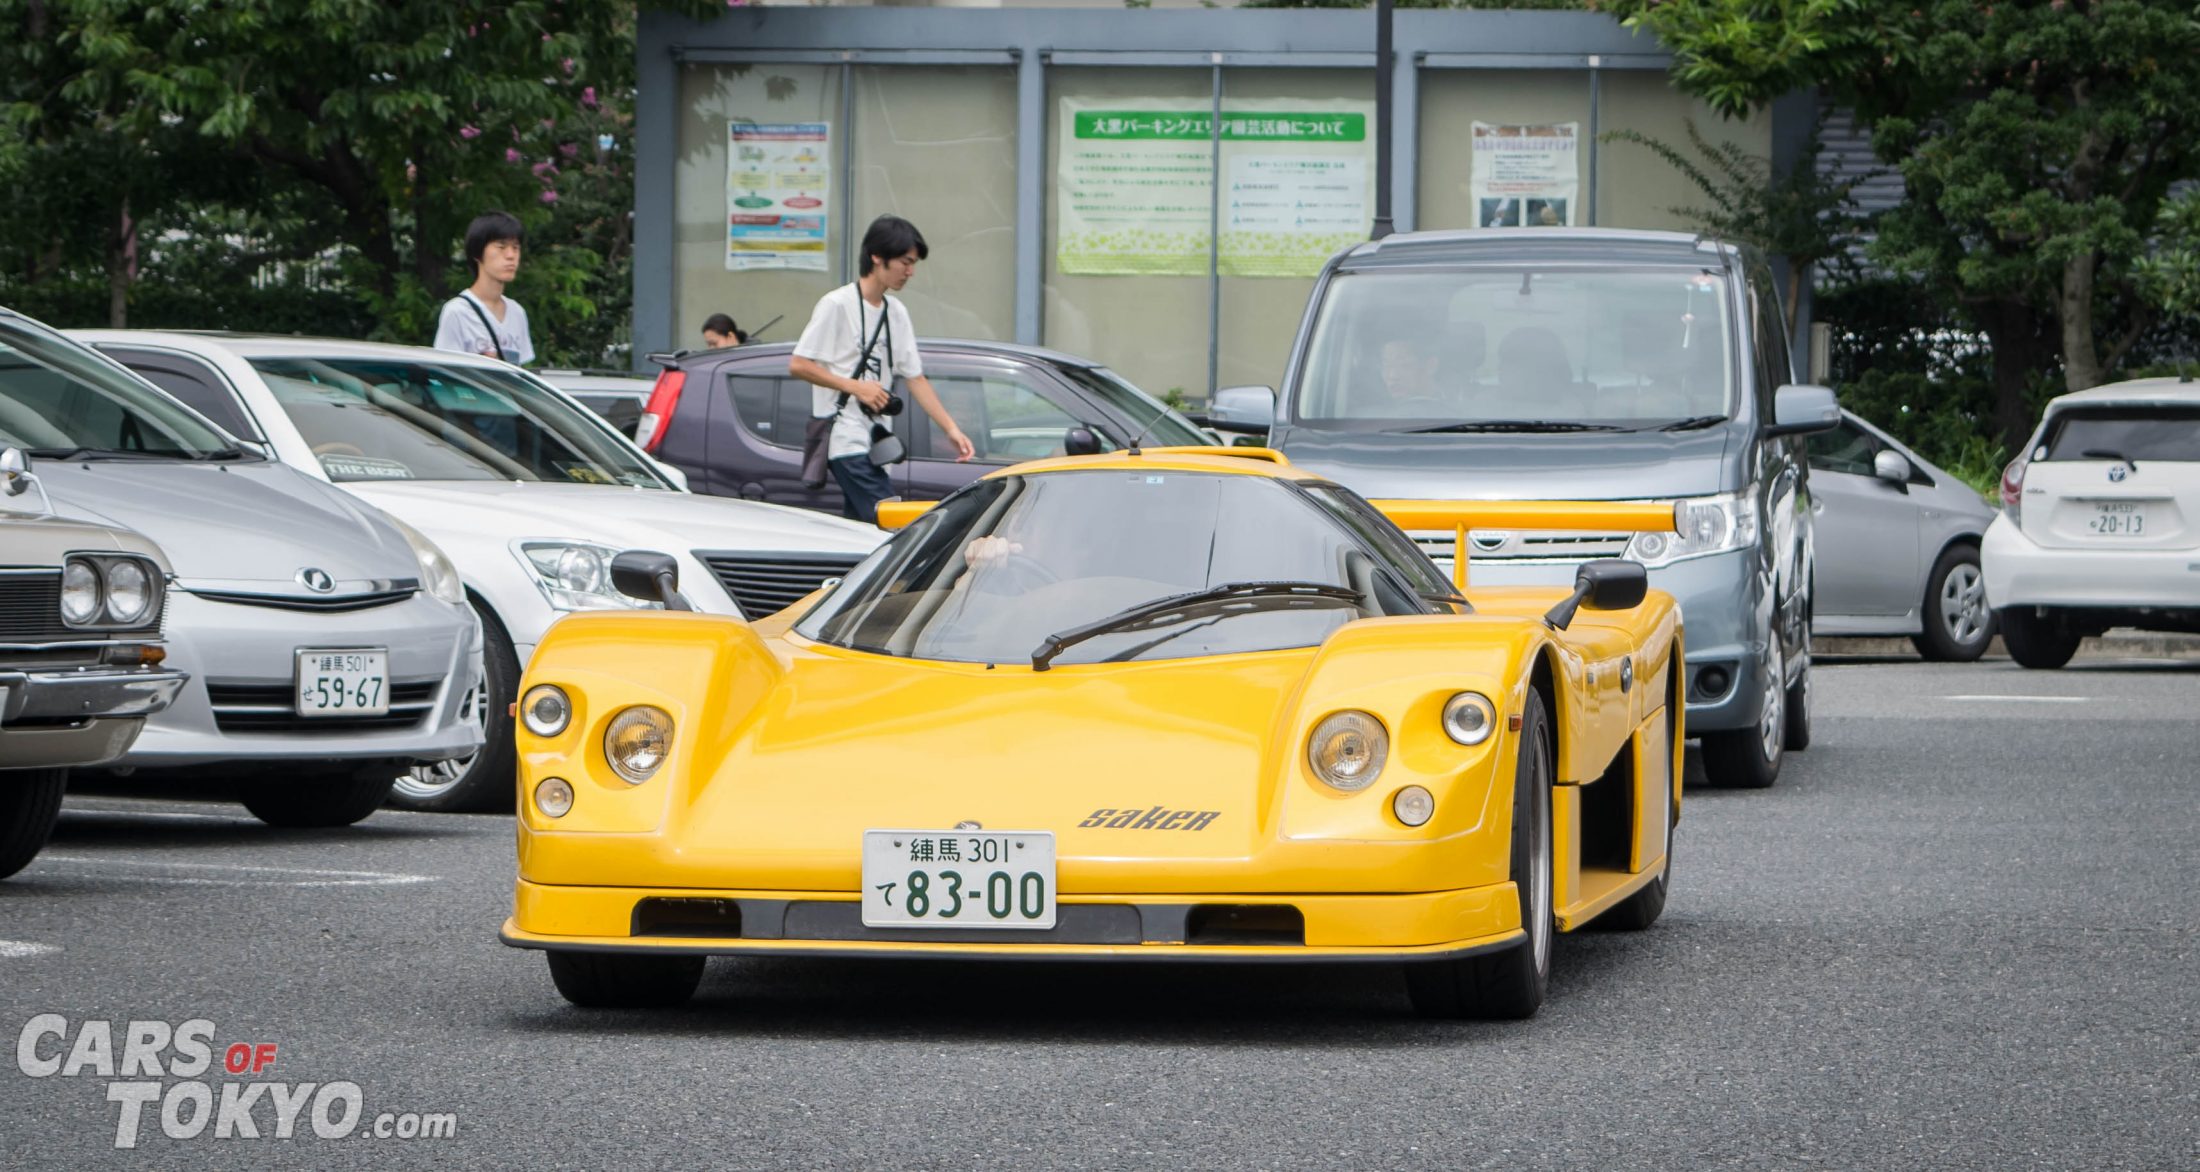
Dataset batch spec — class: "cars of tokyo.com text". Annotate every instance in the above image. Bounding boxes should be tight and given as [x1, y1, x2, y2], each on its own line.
[14, 1015, 457, 1148]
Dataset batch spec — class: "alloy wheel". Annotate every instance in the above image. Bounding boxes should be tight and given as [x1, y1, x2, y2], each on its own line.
[1756, 641, 1785, 763]
[1940, 563, 1988, 647]
[394, 675, 486, 801]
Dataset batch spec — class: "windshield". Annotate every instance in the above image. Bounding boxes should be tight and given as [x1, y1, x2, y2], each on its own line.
[795, 470, 1442, 666]
[246, 356, 668, 487]
[1293, 267, 1735, 431]
[1053, 365, 1208, 447]
[0, 317, 241, 458]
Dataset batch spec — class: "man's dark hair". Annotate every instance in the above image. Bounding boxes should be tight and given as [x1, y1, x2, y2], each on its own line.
[858, 215, 927, 276]
[701, 313, 742, 342]
[463, 211, 525, 276]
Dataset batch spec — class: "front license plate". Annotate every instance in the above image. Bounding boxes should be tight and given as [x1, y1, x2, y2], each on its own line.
[2087, 502, 2148, 536]
[860, 830, 1056, 929]
[294, 649, 389, 717]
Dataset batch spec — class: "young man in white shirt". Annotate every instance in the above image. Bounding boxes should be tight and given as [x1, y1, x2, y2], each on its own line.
[433, 211, 536, 365]
[789, 215, 974, 523]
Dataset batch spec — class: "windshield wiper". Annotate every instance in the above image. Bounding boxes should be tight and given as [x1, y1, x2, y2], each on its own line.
[1031, 580, 1363, 672]
[1655, 414, 1729, 432]
[25, 447, 179, 461]
[1392, 420, 1629, 435]
[2081, 447, 2138, 471]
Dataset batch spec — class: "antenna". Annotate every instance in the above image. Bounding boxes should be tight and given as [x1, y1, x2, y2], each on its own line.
[1124, 407, 1170, 456]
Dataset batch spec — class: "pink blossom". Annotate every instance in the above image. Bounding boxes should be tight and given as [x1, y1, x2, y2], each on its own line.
[540, 189, 560, 205]
[560, 143, 579, 157]
[563, 58, 576, 75]
[531, 160, 559, 177]
[459, 125, 482, 139]
[582, 86, 597, 109]
[506, 148, 523, 163]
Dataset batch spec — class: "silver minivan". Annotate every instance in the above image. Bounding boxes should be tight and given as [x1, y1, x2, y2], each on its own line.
[1207, 229, 1838, 788]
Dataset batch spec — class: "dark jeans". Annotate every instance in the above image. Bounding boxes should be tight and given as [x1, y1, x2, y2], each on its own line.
[828, 454, 896, 524]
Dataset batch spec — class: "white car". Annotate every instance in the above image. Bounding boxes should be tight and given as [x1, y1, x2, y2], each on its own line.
[1983, 378, 2200, 668]
[75, 331, 887, 810]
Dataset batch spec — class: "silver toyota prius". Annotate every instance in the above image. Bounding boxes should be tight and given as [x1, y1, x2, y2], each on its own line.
[0, 309, 482, 826]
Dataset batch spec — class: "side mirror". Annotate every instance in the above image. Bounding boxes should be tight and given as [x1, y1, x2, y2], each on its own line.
[1544, 559, 1649, 630]
[0, 447, 30, 498]
[1063, 426, 1103, 457]
[1872, 448, 1913, 489]
[1763, 384, 1841, 437]
[1205, 385, 1275, 435]
[610, 550, 693, 612]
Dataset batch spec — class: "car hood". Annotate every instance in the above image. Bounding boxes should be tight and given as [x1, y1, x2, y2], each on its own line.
[340, 481, 885, 556]
[1272, 425, 1734, 500]
[31, 459, 415, 585]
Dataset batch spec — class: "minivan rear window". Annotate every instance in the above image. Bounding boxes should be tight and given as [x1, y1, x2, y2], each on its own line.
[2041, 406, 2200, 462]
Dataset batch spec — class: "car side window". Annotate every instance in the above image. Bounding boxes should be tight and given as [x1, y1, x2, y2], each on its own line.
[1805, 421, 1876, 476]
[727, 372, 813, 450]
[926, 370, 1097, 462]
[1747, 271, 1792, 415]
[98, 347, 262, 440]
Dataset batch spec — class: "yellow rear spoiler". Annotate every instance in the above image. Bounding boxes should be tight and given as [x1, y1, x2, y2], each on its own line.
[1369, 500, 1682, 592]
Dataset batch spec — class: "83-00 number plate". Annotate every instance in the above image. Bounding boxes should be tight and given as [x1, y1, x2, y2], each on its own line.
[860, 830, 1056, 929]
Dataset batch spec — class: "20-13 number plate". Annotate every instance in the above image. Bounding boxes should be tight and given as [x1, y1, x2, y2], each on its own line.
[860, 830, 1056, 929]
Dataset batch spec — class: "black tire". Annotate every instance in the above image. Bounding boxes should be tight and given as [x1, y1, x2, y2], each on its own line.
[1700, 639, 1785, 789]
[1913, 544, 1994, 662]
[547, 951, 706, 1009]
[0, 768, 68, 880]
[389, 600, 518, 813]
[1782, 622, 1812, 752]
[1998, 605, 2081, 670]
[239, 763, 399, 828]
[1407, 688, 1553, 1020]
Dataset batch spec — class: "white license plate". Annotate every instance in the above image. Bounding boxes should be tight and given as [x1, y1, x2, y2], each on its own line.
[860, 830, 1056, 929]
[2087, 502, 2148, 536]
[294, 649, 389, 717]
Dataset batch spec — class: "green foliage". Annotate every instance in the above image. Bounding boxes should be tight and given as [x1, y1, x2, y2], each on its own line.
[2135, 190, 2200, 369]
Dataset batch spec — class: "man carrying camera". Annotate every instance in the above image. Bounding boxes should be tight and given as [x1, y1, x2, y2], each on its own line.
[790, 215, 974, 524]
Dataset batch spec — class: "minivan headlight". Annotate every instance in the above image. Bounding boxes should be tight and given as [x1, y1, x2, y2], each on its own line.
[1627, 492, 1757, 568]
[387, 516, 464, 606]
[517, 541, 658, 612]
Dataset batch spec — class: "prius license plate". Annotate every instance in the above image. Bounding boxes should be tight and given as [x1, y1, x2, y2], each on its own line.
[2087, 502, 2148, 536]
[294, 649, 389, 717]
[860, 830, 1057, 929]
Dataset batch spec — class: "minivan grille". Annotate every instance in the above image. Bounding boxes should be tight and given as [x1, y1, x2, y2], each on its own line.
[695, 552, 865, 619]
[206, 680, 441, 733]
[1412, 530, 1632, 562]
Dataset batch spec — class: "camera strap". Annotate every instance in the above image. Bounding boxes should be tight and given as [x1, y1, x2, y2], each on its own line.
[835, 286, 893, 415]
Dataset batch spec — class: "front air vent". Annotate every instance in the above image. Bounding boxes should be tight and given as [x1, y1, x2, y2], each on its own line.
[207, 679, 440, 733]
[694, 551, 865, 620]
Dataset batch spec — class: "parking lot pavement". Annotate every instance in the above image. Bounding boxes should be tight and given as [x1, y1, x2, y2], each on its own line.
[2, 657, 2195, 1169]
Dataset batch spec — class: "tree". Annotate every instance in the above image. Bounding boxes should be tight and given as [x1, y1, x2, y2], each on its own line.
[1606, 0, 2200, 450]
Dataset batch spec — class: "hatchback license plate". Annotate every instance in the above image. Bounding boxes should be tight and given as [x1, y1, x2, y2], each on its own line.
[2087, 502, 2147, 536]
[295, 649, 390, 717]
[861, 830, 1056, 929]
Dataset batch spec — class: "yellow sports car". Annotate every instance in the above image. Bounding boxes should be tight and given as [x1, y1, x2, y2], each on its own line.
[500, 448, 1684, 1019]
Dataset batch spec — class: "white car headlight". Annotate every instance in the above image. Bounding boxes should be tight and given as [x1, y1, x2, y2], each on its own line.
[516, 541, 657, 612]
[384, 516, 465, 606]
[1626, 491, 1758, 568]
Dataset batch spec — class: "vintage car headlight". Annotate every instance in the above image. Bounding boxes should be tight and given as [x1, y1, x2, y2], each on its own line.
[1392, 786, 1435, 827]
[516, 541, 655, 612]
[1442, 692, 1497, 746]
[103, 558, 153, 624]
[604, 706, 674, 784]
[388, 516, 464, 605]
[1626, 491, 1757, 568]
[1307, 710, 1387, 792]
[59, 559, 103, 625]
[519, 685, 572, 737]
[534, 777, 575, 819]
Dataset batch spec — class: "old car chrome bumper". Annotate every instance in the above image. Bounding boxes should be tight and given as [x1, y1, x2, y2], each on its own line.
[0, 664, 189, 769]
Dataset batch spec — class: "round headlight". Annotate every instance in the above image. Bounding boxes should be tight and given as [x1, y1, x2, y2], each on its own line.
[519, 685, 572, 737]
[534, 777, 575, 818]
[1307, 710, 1388, 792]
[1441, 692, 1497, 746]
[554, 547, 607, 595]
[104, 559, 153, 624]
[604, 706, 674, 784]
[59, 560, 102, 625]
[1392, 785, 1435, 827]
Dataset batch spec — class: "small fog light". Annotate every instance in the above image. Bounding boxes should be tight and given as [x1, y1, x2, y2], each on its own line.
[1392, 786, 1435, 827]
[1307, 710, 1387, 792]
[534, 777, 575, 818]
[519, 685, 571, 737]
[604, 706, 674, 784]
[1441, 692, 1497, 746]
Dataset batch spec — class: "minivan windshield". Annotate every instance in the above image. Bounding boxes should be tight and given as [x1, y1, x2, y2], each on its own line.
[0, 316, 243, 459]
[247, 356, 669, 487]
[1293, 268, 1735, 432]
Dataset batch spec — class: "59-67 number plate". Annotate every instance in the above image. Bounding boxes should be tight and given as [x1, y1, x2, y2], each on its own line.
[860, 830, 1056, 929]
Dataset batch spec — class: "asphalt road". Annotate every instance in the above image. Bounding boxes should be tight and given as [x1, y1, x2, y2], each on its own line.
[3, 655, 2195, 1169]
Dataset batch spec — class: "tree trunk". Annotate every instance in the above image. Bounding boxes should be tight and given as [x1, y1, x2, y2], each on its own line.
[1977, 298, 2057, 455]
[2059, 250, 2105, 393]
[105, 197, 134, 328]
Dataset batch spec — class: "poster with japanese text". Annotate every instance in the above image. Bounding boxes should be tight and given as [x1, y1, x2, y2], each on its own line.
[1056, 98, 1375, 278]
[726, 122, 830, 271]
[1468, 123, 1579, 228]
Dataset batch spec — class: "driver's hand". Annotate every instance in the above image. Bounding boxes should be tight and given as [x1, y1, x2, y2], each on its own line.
[847, 379, 892, 411]
[962, 535, 1023, 566]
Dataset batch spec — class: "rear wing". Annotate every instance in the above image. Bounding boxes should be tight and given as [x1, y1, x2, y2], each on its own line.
[1368, 500, 1682, 592]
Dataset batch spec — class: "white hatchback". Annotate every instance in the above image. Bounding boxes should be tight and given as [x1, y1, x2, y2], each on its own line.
[1983, 378, 2200, 667]
[74, 331, 886, 810]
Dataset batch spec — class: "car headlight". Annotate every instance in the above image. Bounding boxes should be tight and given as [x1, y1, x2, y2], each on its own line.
[59, 559, 103, 625]
[386, 516, 465, 606]
[516, 541, 657, 612]
[1441, 692, 1497, 746]
[1307, 710, 1387, 792]
[604, 706, 674, 784]
[1626, 491, 1757, 568]
[519, 685, 571, 737]
[103, 558, 153, 624]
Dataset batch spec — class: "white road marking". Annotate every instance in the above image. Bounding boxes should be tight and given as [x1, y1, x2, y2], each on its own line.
[33, 856, 436, 888]
[0, 940, 60, 959]
[1942, 695, 2091, 703]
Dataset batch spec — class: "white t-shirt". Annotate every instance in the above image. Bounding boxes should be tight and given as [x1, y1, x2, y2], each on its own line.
[792, 284, 922, 460]
[433, 291, 535, 365]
